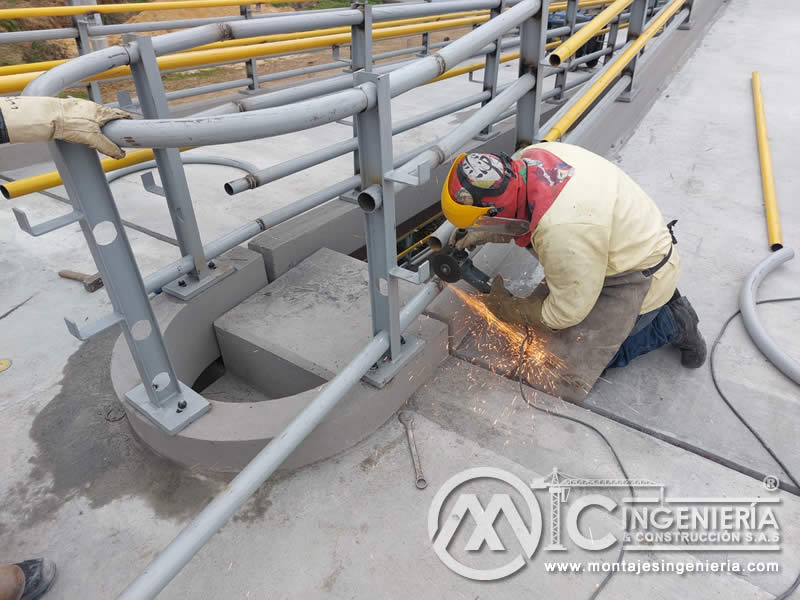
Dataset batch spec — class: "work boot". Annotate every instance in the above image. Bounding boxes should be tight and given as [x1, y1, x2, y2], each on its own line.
[667, 291, 707, 368]
[5, 559, 56, 600]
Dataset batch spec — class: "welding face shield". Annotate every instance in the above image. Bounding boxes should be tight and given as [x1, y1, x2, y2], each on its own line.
[440, 152, 530, 236]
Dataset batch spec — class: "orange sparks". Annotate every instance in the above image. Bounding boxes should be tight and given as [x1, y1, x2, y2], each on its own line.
[447, 284, 566, 394]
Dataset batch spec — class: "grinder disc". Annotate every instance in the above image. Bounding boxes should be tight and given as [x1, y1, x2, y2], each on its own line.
[430, 252, 462, 283]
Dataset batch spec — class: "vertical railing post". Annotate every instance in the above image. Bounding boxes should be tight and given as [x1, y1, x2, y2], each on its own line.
[240, 4, 261, 92]
[418, 0, 433, 56]
[68, 0, 102, 102]
[476, 0, 505, 140]
[350, 1, 372, 178]
[552, 0, 577, 103]
[125, 34, 224, 300]
[515, 0, 550, 147]
[49, 141, 210, 433]
[679, 0, 694, 30]
[617, 0, 648, 102]
[354, 73, 403, 363]
[604, 13, 621, 65]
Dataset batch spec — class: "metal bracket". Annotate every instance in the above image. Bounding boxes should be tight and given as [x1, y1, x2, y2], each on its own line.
[339, 191, 359, 205]
[13, 207, 83, 237]
[141, 172, 166, 197]
[385, 161, 432, 186]
[390, 263, 430, 285]
[362, 334, 425, 389]
[64, 311, 125, 341]
[162, 262, 235, 301]
[115, 90, 143, 117]
[126, 380, 210, 435]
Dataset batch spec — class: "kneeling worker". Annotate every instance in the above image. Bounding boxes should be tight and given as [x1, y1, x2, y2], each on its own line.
[440, 142, 706, 401]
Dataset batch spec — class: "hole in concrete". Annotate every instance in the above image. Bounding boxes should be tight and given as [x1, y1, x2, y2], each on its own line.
[192, 357, 226, 393]
[92, 221, 117, 246]
[130, 319, 152, 341]
[152, 371, 170, 391]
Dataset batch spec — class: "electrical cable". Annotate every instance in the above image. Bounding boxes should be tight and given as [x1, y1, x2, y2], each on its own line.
[517, 294, 800, 599]
[710, 296, 800, 600]
[517, 325, 631, 600]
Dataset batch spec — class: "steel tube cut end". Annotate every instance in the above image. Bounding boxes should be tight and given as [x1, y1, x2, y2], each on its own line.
[357, 184, 383, 212]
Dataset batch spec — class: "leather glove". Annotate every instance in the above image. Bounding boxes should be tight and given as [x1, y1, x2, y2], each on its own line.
[0, 96, 131, 159]
[449, 228, 515, 250]
[482, 275, 550, 332]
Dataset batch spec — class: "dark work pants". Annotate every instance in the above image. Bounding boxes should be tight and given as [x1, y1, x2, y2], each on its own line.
[606, 303, 679, 369]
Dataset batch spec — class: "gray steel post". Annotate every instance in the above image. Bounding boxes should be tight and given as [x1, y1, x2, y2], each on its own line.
[69, 0, 102, 102]
[476, 0, 504, 139]
[604, 14, 621, 65]
[350, 1, 373, 174]
[552, 0, 577, 103]
[240, 5, 261, 91]
[49, 141, 209, 434]
[515, 0, 549, 147]
[125, 34, 220, 299]
[418, 0, 433, 56]
[354, 72, 402, 362]
[617, 0, 648, 102]
[678, 0, 694, 29]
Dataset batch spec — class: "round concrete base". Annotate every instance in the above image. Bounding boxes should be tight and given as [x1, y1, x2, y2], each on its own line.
[110, 248, 447, 473]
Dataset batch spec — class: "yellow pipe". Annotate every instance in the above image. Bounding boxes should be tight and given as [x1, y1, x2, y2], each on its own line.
[0, 15, 488, 94]
[0, 11, 486, 77]
[1, 147, 190, 199]
[549, 0, 631, 66]
[189, 10, 487, 52]
[0, 0, 287, 20]
[543, 0, 685, 142]
[751, 71, 783, 251]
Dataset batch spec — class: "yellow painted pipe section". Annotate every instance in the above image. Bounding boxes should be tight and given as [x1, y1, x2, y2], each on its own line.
[1, 147, 190, 199]
[0, 0, 288, 20]
[751, 72, 783, 251]
[549, 0, 631, 66]
[189, 10, 486, 51]
[0, 15, 488, 93]
[0, 11, 486, 77]
[543, 0, 685, 142]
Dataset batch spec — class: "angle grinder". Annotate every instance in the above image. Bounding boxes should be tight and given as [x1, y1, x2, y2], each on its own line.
[430, 229, 492, 293]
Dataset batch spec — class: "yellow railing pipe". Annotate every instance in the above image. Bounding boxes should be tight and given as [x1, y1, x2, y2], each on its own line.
[549, 0, 631, 66]
[0, 15, 488, 94]
[543, 0, 685, 142]
[751, 71, 783, 251]
[0, 0, 290, 21]
[189, 10, 487, 52]
[0, 11, 487, 77]
[0, 147, 190, 200]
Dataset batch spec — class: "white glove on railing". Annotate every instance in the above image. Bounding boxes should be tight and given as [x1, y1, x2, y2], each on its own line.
[0, 96, 131, 159]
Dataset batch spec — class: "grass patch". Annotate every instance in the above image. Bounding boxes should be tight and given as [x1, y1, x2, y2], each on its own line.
[162, 67, 224, 81]
[58, 90, 89, 100]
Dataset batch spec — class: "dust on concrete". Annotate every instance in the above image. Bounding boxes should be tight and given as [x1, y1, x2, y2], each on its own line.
[359, 429, 406, 473]
[8, 327, 223, 530]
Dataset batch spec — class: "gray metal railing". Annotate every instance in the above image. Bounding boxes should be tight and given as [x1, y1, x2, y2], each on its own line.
[11, 0, 693, 595]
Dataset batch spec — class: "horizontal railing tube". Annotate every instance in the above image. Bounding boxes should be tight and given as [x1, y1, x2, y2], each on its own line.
[0, 28, 78, 44]
[225, 89, 494, 194]
[397, 72, 535, 181]
[143, 139, 440, 293]
[388, 0, 540, 96]
[104, 85, 375, 147]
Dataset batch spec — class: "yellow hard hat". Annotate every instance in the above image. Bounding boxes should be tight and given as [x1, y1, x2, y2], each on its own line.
[440, 153, 492, 228]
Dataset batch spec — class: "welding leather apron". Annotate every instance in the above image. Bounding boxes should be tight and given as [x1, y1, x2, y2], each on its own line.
[528, 270, 654, 403]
